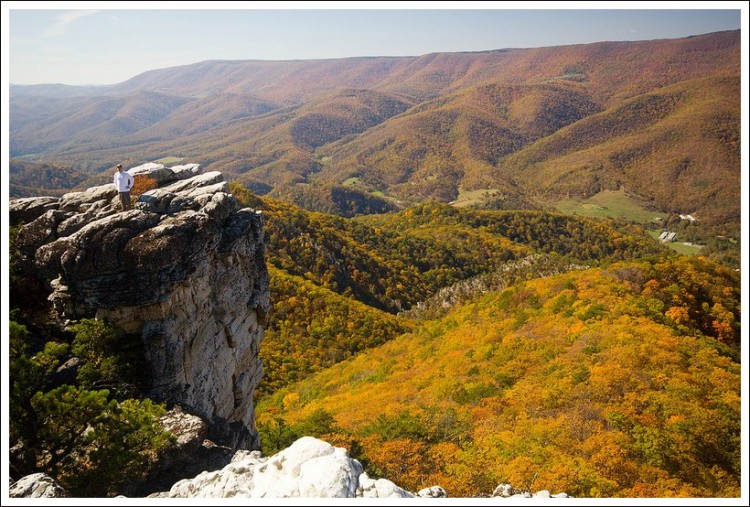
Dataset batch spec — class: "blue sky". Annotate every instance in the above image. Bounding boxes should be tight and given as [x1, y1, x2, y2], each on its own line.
[4, 1, 745, 86]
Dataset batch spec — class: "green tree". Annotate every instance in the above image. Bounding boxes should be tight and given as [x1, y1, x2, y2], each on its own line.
[70, 318, 142, 397]
[31, 385, 173, 496]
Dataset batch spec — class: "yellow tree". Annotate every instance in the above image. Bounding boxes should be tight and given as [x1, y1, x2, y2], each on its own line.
[130, 176, 158, 206]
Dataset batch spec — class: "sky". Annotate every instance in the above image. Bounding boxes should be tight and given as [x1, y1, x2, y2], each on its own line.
[3, 1, 745, 86]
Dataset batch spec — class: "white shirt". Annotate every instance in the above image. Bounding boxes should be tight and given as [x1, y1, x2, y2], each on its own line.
[114, 170, 134, 192]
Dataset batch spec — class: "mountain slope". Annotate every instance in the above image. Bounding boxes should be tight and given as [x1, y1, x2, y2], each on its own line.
[9, 31, 738, 149]
[257, 257, 740, 497]
[131, 93, 281, 138]
[18, 30, 735, 105]
[229, 187, 669, 398]
[313, 75, 739, 221]
[317, 82, 601, 203]
[500, 76, 740, 222]
[10, 92, 193, 156]
[9, 31, 740, 224]
[259, 266, 412, 398]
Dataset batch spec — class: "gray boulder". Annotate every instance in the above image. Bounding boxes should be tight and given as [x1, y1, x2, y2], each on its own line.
[9, 473, 68, 498]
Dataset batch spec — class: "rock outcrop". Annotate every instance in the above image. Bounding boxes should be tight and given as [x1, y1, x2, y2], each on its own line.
[417, 485, 448, 498]
[135, 407, 234, 496]
[9, 473, 69, 498]
[492, 483, 570, 498]
[152, 437, 413, 498]
[10, 162, 270, 449]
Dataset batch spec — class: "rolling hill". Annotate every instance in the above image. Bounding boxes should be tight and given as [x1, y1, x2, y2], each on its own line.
[256, 256, 741, 497]
[9, 31, 740, 225]
[317, 81, 602, 203]
[500, 76, 740, 222]
[226, 186, 673, 398]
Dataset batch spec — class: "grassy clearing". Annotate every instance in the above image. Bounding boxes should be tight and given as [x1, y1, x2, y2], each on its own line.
[451, 188, 501, 208]
[154, 156, 184, 165]
[555, 189, 703, 256]
[553, 188, 667, 223]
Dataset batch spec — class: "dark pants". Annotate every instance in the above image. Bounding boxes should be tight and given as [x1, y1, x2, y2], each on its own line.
[119, 191, 132, 210]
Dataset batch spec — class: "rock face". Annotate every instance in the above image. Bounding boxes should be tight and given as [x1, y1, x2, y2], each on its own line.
[156, 437, 413, 498]
[10, 163, 270, 449]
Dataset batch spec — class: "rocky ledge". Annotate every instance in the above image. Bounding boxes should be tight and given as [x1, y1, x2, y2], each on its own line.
[10, 162, 270, 449]
[10, 437, 569, 499]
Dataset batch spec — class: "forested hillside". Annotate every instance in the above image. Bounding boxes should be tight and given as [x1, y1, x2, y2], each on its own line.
[228, 184, 671, 398]
[256, 257, 741, 497]
[9, 160, 89, 198]
[500, 76, 740, 222]
[9, 179, 740, 498]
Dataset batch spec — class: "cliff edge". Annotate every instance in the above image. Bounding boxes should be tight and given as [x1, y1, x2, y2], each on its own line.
[10, 163, 270, 449]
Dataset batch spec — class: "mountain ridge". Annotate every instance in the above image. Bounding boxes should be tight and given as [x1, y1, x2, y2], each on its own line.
[9, 30, 739, 225]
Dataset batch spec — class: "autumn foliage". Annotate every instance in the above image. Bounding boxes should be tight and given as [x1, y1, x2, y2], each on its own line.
[130, 175, 158, 202]
[257, 257, 740, 497]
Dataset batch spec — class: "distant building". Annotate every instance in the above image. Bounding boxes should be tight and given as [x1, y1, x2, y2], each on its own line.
[659, 231, 677, 243]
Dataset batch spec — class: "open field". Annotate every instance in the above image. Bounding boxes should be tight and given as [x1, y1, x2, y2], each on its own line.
[647, 229, 704, 256]
[552, 188, 668, 223]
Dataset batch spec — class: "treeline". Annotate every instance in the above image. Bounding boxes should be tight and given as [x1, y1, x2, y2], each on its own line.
[361, 202, 667, 264]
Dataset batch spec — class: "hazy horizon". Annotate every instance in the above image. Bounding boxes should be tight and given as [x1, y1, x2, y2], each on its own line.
[5, 2, 743, 86]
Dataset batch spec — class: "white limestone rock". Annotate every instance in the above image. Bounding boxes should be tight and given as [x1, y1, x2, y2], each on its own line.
[493, 482, 570, 499]
[129, 163, 174, 185]
[417, 485, 447, 498]
[166, 437, 412, 498]
[170, 163, 202, 179]
[12, 168, 269, 450]
[9, 473, 68, 498]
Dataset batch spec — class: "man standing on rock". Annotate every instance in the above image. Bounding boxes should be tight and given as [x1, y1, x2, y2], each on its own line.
[114, 164, 134, 211]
